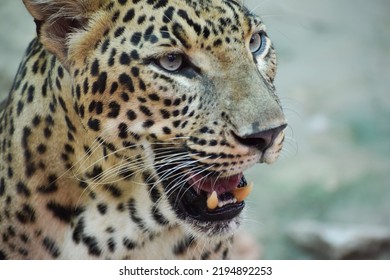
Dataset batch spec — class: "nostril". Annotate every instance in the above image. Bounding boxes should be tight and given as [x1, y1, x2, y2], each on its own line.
[233, 124, 287, 151]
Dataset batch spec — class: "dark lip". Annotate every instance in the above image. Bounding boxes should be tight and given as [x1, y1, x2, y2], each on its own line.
[155, 162, 246, 223]
[177, 186, 245, 222]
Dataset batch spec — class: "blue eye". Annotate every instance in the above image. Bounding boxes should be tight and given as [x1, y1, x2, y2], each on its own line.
[249, 32, 266, 55]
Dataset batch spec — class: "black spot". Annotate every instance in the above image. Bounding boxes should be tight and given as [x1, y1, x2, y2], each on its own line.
[57, 66, 64, 79]
[119, 73, 135, 92]
[87, 165, 103, 180]
[172, 22, 191, 49]
[130, 50, 139, 60]
[64, 144, 75, 154]
[107, 101, 121, 118]
[160, 109, 170, 119]
[150, 0, 168, 9]
[106, 227, 115, 233]
[82, 236, 102, 256]
[103, 184, 122, 198]
[95, 101, 103, 115]
[83, 78, 90, 95]
[118, 0, 127, 5]
[163, 6, 175, 23]
[203, 27, 210, 39]
[108, 48, 117, 66]
[173, 236, 195, 255]
[144, 25, 154, 40]
[101, 39, 110, 54]
[162, 127, 171, 134]
[27, 85, 35, 103]
[164, 99, 172, 106]
[112, 10, 120, 22]
[42, 237, 61, 258]
[88, 118, 100, 131]
[123, 238, 137, 250]
[43, 127, 52, 139]
[25, 162, 37, 178]
[148, 93, 160, 101]
[139, 105, 153, 117]
[151, 206, 169, 225]
[97, 203, 108, 215]
[16, 182, 31, 197]
[177, 9, 202, 36]
[137, 15, 146, 25]
[127, 110, 137, 121]
[114, 26, 125, 38]
[123, 8, 135, 22]
[91, 59, 100, 76]
[110, 82, 119, 94]
[17, 100, 24, 116]
[72, 218, 85, 244]
[213, 39, 223, 47]
[0, 178, 5, 196]
[21, 126, 32, 149]
[130, 32, 142, 46]
[16, 204, 36, 224]
[121, 92, 129, 101]
[20, 234, 29, 243]
[118, 167, 135, 180]
[131, 67, 139, 77]
[92, 71, 107, 94]
[46, 201, 84, 223]
[181, 106, 189, 115]
[107, 238, 116, 252]
[118, 122, 128, 138]
[119, 52, 131, 65]
[127, 199, 145, 230]
[143, 120, 154, 128]
[172, 120, 181, 128]
[65, 116, 77, 132]
[160, 26, 170, 38]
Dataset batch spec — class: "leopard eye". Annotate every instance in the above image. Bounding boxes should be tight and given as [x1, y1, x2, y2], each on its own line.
[158, 53, 183, 72]
[249, 32, 266, 55]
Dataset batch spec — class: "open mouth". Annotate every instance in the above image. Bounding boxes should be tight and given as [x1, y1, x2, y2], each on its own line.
[164, 170, 253, 222]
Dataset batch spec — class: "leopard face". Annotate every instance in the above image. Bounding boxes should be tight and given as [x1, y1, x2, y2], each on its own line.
[0, 0, 286, 259]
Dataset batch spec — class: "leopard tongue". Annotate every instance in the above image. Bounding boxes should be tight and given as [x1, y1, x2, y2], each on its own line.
[206, 182, 254, 210]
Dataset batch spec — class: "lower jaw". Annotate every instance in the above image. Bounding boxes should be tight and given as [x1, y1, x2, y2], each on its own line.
[166, 184, 245, 235]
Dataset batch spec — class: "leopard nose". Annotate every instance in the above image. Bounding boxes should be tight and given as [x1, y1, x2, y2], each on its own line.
[233, 124, 287, 152]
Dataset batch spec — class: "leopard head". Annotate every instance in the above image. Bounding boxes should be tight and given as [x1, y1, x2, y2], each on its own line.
[24, 0, 287, 237]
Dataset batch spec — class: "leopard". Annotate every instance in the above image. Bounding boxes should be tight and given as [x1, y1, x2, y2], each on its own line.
[0, 0, 287, 259]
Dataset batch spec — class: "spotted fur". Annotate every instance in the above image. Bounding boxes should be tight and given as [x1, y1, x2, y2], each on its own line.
[0, 0, 286, 259]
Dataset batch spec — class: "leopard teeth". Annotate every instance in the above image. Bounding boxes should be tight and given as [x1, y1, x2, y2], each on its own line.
[207, 191, 219, 210]
[218, 198, 237, 208]
[232, 181, 254, 203]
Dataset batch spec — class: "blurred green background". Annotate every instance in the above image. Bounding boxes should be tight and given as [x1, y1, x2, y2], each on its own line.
[1, 0, 389, 259]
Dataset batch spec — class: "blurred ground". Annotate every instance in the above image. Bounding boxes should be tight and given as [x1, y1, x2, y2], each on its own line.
[0, 0, 389, 259]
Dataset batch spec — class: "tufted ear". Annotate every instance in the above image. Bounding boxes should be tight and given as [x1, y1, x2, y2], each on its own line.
[23, 0, 108, 67]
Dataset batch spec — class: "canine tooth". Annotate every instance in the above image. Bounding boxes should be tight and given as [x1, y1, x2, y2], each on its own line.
[232, 182, 254, 203]
[207, 191, 219, 210]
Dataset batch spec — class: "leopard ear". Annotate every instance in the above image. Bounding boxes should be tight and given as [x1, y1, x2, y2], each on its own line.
[23, 0, 108, 67]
